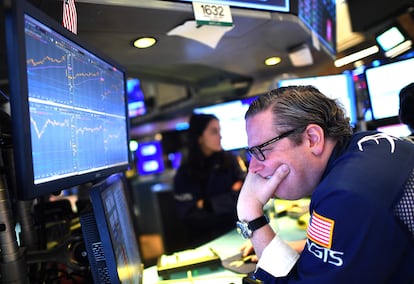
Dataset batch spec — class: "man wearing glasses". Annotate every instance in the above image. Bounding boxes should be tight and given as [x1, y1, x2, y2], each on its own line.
[237, 86, 414, 283]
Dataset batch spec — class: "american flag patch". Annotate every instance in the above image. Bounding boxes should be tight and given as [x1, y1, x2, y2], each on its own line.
[307, 211, 335, 248]
[63, 0, 77, 34]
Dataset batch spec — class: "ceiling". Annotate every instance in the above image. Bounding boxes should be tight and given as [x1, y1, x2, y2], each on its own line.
[1, 0, 414, 136]
[72, 0, 345, 130]
[74, 0, 334, 83]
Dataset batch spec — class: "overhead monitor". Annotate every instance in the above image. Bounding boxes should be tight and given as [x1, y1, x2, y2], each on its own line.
[297, 0, 336, 56]
[175, 0, 290, 12]
[194, 96, 257, 151]
[80, 173, 143, 284]
[365, 57, 414, 120]
[278, 73, 357, 127]
[5, 1, 130, 199]
[376, 26, 406, 52]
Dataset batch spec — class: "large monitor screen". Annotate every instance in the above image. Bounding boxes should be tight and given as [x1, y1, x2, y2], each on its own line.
[194, 96, 256, 151]
[278, 73, 357, 127]
[175, 0, 290, 12]
[365, 57, 414, 120]
[81, 173, 143, 284]
[5, 1, 130, 199]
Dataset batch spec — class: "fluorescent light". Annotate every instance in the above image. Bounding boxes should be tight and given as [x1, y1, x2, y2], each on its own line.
[334, 45, 379, 67]
[384, 40, 412, 58]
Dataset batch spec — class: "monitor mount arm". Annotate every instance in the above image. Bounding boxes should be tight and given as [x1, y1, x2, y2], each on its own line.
[0, 149, 29, 283]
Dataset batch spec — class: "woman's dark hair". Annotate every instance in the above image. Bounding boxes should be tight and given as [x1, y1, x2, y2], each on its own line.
[187, 113, 218, 159]
[399, 82, 414, 131]
[185, 113, 231, 179]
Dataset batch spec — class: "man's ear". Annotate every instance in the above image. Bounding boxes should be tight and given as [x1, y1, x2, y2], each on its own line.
[305, 124, 325, 155]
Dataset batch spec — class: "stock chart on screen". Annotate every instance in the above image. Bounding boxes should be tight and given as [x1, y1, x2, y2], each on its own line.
[25, 14, 128, 184]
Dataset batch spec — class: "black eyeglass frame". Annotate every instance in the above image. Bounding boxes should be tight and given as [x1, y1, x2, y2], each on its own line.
[245, 128, 303, 161]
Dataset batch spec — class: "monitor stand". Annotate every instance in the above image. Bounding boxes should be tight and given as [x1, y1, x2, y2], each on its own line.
[0, 150, 28, 283]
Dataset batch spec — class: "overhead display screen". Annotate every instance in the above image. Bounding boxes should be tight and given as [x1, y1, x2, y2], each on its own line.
[175, 0, 290, 12]
[298, 0, 336, 55]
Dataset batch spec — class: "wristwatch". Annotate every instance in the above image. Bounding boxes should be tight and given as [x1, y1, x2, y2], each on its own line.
[236, 215, 269, 239]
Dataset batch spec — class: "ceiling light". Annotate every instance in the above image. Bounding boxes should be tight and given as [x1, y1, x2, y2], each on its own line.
[384, 40, 412, 58]
[334, 45, 379, 67]
[288, 44, 313, 67]
[133, 37, 156, 49]
[265, 57, 281, 66]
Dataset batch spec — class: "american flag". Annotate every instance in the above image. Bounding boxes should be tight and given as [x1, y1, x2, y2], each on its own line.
[307, 211, 335, 248]
[63, 0, 77, 34]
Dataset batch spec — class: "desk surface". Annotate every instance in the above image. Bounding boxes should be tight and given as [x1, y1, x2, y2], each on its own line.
[143, 214, 307, 284]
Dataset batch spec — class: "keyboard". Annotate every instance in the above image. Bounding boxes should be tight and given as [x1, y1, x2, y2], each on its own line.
[157, 247, 221, 279]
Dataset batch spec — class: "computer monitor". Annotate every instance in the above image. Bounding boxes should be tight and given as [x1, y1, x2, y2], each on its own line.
[297, 0, 336, 56]
[365, 57, 414, 120]
[377, 123, 411, 138]
[375, 26, 406, 53]
[5, 1, 130, 199]
[175, 0, 291, 12]
[278, 73, 357, 127]
[136, 140, 165, 175]
[127, 78, 146, 118]
[80, 173, 143, 284]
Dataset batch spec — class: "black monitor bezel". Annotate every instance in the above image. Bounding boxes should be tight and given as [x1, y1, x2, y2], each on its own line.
[5, 0, 131, 200]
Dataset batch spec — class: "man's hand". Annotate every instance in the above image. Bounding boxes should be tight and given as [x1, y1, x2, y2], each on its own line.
[237, 164, 290, 221]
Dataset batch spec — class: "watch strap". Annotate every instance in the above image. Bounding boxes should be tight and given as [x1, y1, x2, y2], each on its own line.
[247, 215, 269, 231]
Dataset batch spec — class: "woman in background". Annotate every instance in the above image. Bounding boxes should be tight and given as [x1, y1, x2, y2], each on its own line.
[174, 113, 246, 245]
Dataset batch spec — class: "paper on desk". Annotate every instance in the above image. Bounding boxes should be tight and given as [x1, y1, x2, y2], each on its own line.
[167, 20, 234, 49]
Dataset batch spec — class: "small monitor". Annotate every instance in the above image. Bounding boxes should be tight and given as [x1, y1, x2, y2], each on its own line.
[5, 1, 130, 199]
[136, 141, 165, 175]
[278, 73, 357, 127]
[127, 78, 146, 118]
[365, 57, 414, 120]
[376, 26, 406, 52]
[80, 173, 143, 284]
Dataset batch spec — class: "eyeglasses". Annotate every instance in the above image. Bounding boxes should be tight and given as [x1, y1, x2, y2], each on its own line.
[245, 128, 302, 161]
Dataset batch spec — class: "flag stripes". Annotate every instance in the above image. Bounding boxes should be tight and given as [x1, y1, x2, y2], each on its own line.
[307, 211, 335, 248]
[63, 0, 77, 34]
